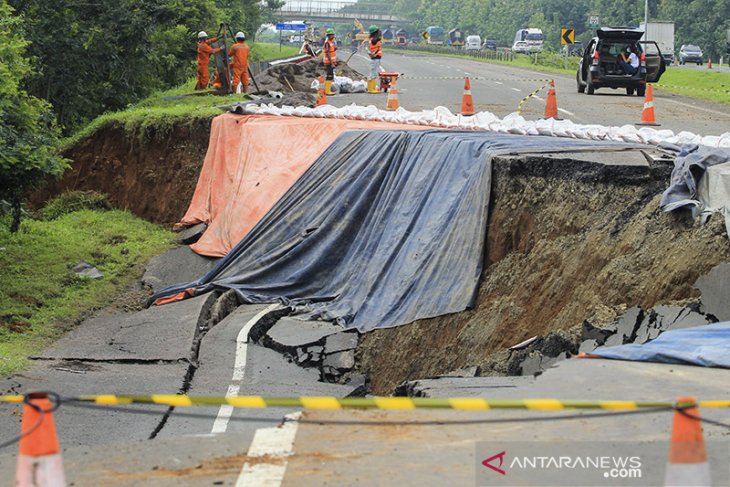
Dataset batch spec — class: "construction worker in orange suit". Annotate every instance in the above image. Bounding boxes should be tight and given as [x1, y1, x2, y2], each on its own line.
[229, 31, 250, 94]
[322, 28, 337, 95]
[196, 31, 221, 90]
[367, 25, 382, 93]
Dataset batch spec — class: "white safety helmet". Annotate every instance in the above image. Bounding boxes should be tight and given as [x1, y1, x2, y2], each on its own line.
[198, 31, 208, 39]
[235, 31, 246, 41]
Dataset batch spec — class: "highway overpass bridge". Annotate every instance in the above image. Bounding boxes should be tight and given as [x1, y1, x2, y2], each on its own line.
[278, 1, 408, 25]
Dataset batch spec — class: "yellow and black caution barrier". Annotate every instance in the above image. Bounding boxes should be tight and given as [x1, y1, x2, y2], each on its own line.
[2, 395, 727, 411]
[516, 80, 553, 114]
[398, 75, 553, 83]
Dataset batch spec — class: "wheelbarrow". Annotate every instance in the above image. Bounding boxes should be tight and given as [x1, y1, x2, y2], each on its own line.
[378, 72, 400, 92]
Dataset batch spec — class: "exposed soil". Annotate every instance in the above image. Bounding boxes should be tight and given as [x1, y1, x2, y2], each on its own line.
[356, 154, 730, 394]
[40, 119, 730, 397]
[256, 58, 364, 94]
[30, 118, 213, 226]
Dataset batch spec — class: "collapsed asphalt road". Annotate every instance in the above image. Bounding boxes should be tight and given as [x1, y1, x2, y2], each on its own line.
[0, 246, 362, 484]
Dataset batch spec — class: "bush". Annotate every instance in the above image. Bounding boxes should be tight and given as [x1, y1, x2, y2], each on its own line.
[42, 191, 112, 220]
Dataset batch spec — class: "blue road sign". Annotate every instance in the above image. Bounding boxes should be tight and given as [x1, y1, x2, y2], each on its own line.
[276, 23, 306, 31]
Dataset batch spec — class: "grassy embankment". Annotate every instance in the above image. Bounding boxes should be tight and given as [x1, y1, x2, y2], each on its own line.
[64, 42, 301, 147]
[0, 199, 174, 377]
[389, 46, 730, 105]
[0, 44, 300, 377]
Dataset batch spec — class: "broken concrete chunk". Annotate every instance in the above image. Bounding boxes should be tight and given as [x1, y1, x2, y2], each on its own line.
[175, 223, 207, 245]
[265, 318, 343, 353]
[322, 365, 341, 379]
[324, 332, 358, 354]
[668, 305, 714, 330]
[581, 321, 614, 345]
[72, 260, 104, 279]
[695, 262, 730, 321]
[578, 339, 598, 354]
[519, 352, 544, 377]
[322, 350, 355, 371]
[616, 306, 642, 342]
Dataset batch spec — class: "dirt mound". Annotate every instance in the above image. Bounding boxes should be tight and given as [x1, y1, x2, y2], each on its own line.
[255, 59, 364, 94]
[30, 118, 213, 226]
[356, 153, 730, 394]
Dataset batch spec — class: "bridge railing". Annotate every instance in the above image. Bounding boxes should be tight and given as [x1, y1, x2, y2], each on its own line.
[279, 1, 395, 16]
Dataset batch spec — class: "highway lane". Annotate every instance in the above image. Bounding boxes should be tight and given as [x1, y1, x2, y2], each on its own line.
[332, 50, 730, 137]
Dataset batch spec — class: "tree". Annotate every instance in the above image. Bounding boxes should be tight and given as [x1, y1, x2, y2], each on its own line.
[10, 0, 224, 132]
[0, 1, 68, 232]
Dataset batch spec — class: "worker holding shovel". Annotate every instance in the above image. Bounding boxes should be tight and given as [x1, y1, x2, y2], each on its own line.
[322, 28, 337, 96]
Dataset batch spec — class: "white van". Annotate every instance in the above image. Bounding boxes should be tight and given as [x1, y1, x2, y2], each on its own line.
[465, 35, 481, 51]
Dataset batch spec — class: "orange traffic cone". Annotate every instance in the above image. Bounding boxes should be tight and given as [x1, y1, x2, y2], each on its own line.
[543, 80, 560, 119]
[386, 80, 400, 111]
[664, 396, 711, 486]
[315, 75, 327, 107]
[636, 84, 660, 126]
[708, 58, 713, 69]
[461, 77, 475, 116]
[16, 393, 66, 487]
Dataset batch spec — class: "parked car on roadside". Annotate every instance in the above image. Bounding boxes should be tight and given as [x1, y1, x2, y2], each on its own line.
[678, 44, 703, 65]
[465, 35, 482, 51]
[576, 27, 666, 97]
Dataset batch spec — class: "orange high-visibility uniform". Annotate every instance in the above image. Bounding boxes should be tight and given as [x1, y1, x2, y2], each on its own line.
[196, 37, 220, 90]
[369, 38, 382, 59]
[229, 41, 250, 92]
[323, 38, 337, 65]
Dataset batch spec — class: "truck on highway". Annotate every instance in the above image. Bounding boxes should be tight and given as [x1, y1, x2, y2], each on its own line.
[512, 28, 544, 53]
[640, 21, 674, 64]
[447, 28, 465, 47]
[426, 26, 445, 45]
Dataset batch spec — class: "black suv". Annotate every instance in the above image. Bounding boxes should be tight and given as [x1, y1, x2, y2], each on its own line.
[576, 27, 666, 97]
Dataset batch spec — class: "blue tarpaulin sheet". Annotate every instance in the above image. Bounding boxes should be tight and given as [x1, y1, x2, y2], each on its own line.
[590, 323, 730, 368]
[152, 129, 636, 331]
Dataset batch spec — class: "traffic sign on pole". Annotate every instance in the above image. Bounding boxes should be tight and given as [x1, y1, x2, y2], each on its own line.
[276, 23, 306, 31]
[589, 15, 600, 25]
[561, 28, 575, 45]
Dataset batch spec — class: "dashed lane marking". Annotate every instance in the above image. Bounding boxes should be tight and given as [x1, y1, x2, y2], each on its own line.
[235, 412, 301, 487]
[511, 87, 522, 92]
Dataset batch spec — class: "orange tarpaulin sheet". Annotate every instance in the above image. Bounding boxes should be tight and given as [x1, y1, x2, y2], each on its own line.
[178, 113, 421, 257]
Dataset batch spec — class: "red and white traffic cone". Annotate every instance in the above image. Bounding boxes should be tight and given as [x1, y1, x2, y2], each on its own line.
[461, 77, 475, 116]
[664, 396, 711, 486]
[636, 84, 660, 126]
[16, 393, 66, 486]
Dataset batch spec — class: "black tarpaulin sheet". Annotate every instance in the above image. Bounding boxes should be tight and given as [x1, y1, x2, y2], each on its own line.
[153, 130, 635, 331]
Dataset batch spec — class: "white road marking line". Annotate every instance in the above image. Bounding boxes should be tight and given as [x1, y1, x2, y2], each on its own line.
[532, 95, 544, 101]
[235, 413, 301, 487]
[495, 81, 503, 85]
[210, 303, 280, 434]
[511, 88, 522, 92]
[558, 108, 575, 116]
